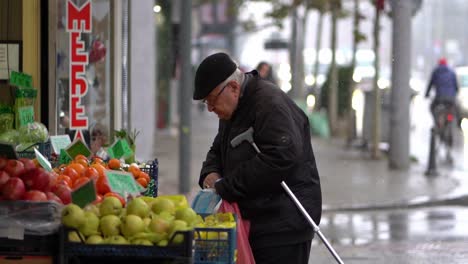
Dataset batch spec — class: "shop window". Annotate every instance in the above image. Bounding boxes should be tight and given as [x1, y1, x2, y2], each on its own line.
[55, 0, 112, 154]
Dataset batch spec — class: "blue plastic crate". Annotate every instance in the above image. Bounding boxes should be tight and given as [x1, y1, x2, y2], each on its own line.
[194, 217, 237, 264]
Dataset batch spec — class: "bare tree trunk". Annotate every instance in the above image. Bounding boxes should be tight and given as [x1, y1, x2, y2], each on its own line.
[328, 3, 339, 135]
[346, 0, 360, 146]
[371, 0, 381, 159]
[290, 8, 299, 99]
[313, 11, 324, 109]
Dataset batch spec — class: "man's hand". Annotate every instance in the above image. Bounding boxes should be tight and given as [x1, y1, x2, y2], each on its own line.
[203, 172, 221, 189]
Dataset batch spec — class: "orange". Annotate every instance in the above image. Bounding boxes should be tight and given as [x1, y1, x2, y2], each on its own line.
[74, 154, 88, 161]
[108, 159, 121, 170]
[56, 175, 72, 187]
[68, 163, 86, 176]
[92, 157, 104, 165]
[74, 158, 89, 168]
[138, 171, 151, 183]
[73, 177, 90, 189]
[91, 163, 106, 177]
[128, 164, 141, 178]
[62, 167, 79, 182]
[136, 177, 148, 188]
[84, 167, 99, 179]
[96, 175, 111, 195]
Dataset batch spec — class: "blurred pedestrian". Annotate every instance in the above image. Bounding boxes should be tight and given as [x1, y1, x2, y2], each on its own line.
[255, 61, 277, 85]
[193, 52, 322, 264]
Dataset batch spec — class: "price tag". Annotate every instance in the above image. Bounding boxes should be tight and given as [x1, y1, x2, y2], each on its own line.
[0, 143, 18, 159]
[10, 71, 32, 88]
[71, 179, 97, 208]
[50, 135, 72, 155]
[107, 139, 133, 159]
[34, 148, 52, 172]
[65, 139, 91, 159]
[105, 170, 141, 198]
[59, 149, 72, 165]
[18, 106, 35, 127]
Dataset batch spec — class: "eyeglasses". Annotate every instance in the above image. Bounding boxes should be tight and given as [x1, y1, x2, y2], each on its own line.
[202, 83, 229, 106]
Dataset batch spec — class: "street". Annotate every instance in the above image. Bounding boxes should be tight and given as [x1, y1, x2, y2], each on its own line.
[155, 98, 468, 263]
[310, 206, 468, 263]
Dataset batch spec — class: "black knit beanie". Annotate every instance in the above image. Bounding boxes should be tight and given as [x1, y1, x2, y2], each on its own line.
[193, 52, 237, 100]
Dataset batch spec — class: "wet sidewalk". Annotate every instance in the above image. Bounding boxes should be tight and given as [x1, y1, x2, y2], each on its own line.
[152, 104, 468, 211]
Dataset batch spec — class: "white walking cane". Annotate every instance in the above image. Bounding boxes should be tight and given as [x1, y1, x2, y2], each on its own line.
[230, 127, 344, 264]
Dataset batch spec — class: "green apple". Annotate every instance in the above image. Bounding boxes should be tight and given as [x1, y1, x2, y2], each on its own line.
[100, 196, 123, 216]
[100, 215, 121, 236]
[151, 197, 175, 215]
[158, 211, 175, 222]
[62, 204, 86, 228]
[148, 215, 171, 234]
[106, 235, 129, 245]
[169, 220, 187, 235]
[143, 217, 151, 227]
[175, 207, 197, 225]
[68, 230, 83, 243]
[79, 211, 100, 236]
[157, 239, 168, 247]
[84, 204, 100, 217]
[127, 197, 150, 218]
[121, 214, 145, 238]
[86, 235, 104, 244]
[169, 220, 189, 245]
[131, 238, 153, 246]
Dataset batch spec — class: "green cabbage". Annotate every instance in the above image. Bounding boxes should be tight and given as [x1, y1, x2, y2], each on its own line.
[17, 122, 49, 144]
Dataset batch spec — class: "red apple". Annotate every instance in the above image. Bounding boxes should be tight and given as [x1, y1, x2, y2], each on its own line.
[19, 158, 36, 172]
[53, 184, 72, 205]
[21, 168, 50, 192]
[43, 172, 58, 192]
[0, 171, 10, 189]
[46, 192, 63, 204]
[2, 177, 26, 200]
[23, 190, 48, 202]
[0, 157, 7, 170]
[4, 160, 25, 178]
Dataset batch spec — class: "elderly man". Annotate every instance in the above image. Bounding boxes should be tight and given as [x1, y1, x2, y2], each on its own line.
[193, 52, 322, 264]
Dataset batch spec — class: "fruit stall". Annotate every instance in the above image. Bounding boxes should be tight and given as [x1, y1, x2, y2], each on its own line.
[0, 129, 237, 264]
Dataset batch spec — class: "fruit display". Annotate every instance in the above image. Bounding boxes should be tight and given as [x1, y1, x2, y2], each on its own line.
[51, 154, 156, 203]
[0, 157, 68, 203]
[61, 195, 200, 246]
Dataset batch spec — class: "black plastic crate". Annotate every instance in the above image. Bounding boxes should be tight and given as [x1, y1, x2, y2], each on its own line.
[0, 233, 59, 256]
[140, 159, 159, 197]
[58, 226, 192, 264]
[17, 140, 52, 160]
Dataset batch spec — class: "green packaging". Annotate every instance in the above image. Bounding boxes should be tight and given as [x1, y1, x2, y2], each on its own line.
[0, 105, 14, 134]
[14, 88, 37, 128]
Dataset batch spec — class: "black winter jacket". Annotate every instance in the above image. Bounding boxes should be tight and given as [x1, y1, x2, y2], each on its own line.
[199, 72, 322, 248]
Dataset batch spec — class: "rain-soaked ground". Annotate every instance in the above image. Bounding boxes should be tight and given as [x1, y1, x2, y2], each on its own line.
[309, 206, 468, 263]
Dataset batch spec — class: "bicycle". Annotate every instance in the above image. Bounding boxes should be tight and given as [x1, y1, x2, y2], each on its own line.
[432, 102, 456, 165]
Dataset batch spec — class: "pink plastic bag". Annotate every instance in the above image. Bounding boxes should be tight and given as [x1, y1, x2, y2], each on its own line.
[219, 200, 256, 264]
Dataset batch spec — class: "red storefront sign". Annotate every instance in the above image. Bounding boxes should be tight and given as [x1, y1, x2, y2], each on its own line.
[66, 0, 92, 141]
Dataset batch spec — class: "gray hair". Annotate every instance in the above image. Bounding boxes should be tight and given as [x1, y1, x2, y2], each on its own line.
[219, 68, 244, 87]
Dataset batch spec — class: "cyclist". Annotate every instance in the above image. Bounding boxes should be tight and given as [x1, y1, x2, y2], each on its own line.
[425, 57, 459, 127]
